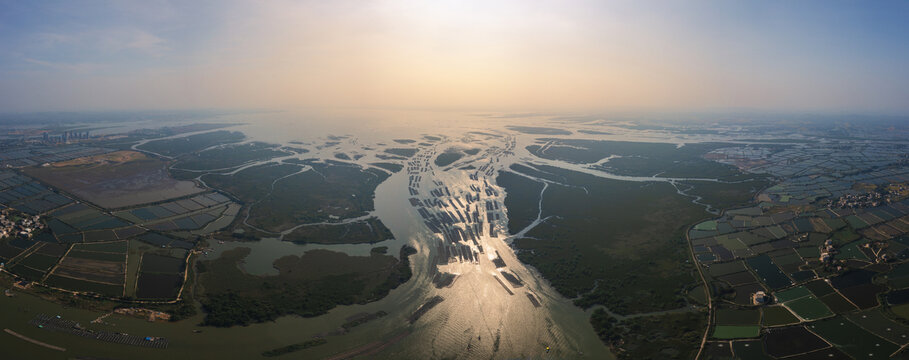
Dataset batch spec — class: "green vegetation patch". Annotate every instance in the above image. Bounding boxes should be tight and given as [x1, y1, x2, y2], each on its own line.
[847, 310, 909, 345]
[198, 246, 415, 327]
[831, 227, 860, 245]
[771, 252, 803, 266]
[680, 179, 771, 212]
[508, 164, 706, 314]
[819, 293, 858, 314]
[140, 254, 185, 274]
[808, 317, 898, 359]
[18, 253, 60, 272]
[716, 308, 761, 325]
[0, 242, 25, 259]
[72, 241, 128, 253]
[786, 295, 834, 320]
[727, 207, 763, 216]
[138, 130, 245, 157]
[718, 271, 757, 286]
[763, 326, 829, 358]
[775, 286, 813, 303]
[136, 272, 183, 299]
[823, 218, 847, 232]
[746, 254, 791, 289]
[708, 261, 747, 277]
[434, 150, 464, 167]
[174, 142, 289, 171]
[712, 325, 760, 339]
[590, 309, 705, 360]
[731, 340, 772, 360]
[889, 262, 909, 279]
[9, 264, 45, 281]
[284, 217, 393, 245]
[805, 279, 836, 297]
[203, 163, 298, 201]
[893, 304, 909, 320]
[205, 161, 389, 232]
[715, 235, 748, 251]
[762, 306, 799, 326]
[796, 246, 821, 259]
[835, 240, 870, 261]
[496, 171, 544, 235]
[67, 250, 125, 262]
[694, 220, 718, 231]
[45, 275, 123, 297]
[766, 225, 787, 239]
[527, 139, 746, 179]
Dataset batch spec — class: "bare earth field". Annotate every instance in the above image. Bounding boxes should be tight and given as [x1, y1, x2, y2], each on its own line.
[24, 151, 204, 209]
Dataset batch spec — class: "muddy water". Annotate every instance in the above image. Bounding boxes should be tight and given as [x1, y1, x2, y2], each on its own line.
[2, 110, 614, 359]
[217, 111, 613, 359]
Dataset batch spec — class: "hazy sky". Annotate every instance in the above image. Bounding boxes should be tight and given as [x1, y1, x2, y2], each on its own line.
[1, 0, 908, 113]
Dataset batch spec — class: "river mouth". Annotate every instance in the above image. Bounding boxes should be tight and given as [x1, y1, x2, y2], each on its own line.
[9, 109, 734, 359]
[191, 111, 613, 359]
[8, 109, 765, 359]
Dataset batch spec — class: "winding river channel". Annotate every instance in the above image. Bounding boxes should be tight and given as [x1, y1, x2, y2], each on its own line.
[1, 110, 741, 359]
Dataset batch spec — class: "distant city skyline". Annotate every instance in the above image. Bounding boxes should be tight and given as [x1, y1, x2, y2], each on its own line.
[1, 0, 908, 114]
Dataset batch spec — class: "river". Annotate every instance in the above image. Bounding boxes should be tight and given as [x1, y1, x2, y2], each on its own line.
[2, 109, 621, 359]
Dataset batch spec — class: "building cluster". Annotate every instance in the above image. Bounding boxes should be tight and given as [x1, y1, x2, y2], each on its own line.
[0, 208, 43, 239]
[42, 130, 90, 144]
[863, 241, 891, 263]
[819, 239, 836, 263]
[751, 291, 769, 305]
[830, 183, 907, 209]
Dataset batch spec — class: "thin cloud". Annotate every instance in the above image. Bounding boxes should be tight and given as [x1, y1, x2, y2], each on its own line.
[30, 28, 170, 57]
[23, 58, 101, 73]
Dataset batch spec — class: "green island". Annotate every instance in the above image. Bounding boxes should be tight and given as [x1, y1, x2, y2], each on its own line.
[138, 130, 246, 157]
[202, 160, 390, 233]
[197, 245, 415, 327]
[434, 150, 464, 167]
[171, 141, 290, 172]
